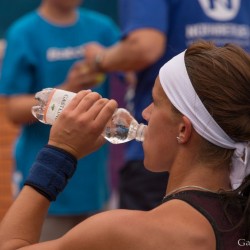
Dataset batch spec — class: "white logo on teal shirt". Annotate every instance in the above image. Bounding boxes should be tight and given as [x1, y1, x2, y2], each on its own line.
[47, 45, 85, 61]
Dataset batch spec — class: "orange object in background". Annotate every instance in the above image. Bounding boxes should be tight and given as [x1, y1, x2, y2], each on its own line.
[0, 98, 20, 220]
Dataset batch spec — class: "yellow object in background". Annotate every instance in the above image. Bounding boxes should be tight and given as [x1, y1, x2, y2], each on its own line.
[95, 73, 106, 85]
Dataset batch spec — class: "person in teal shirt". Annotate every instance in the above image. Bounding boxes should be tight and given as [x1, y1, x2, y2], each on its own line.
[0, 0, 119, 241]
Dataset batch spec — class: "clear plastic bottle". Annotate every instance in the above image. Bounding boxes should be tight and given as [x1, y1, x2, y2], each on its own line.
[31, 88, 147, 144]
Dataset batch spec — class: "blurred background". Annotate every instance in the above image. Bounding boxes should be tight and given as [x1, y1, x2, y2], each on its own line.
[0, 0, 119, 220]
[0, 0, 118, 38]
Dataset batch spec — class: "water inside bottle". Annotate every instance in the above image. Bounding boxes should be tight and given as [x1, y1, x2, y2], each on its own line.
[104, 120, 138, 144]
[31, 106, 46, 123]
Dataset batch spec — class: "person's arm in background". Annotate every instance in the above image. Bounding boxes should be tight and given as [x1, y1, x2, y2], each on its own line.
[85, 29, 166, 72]
[2, 56, 100, 125]
[4, 95, 38, 124]
[4, 58, 109, 125]
[1, 40, 101, 125]
[84, 0, 167, 72]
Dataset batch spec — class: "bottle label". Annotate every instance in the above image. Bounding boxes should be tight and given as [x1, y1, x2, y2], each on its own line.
[44, 89, 76, 124]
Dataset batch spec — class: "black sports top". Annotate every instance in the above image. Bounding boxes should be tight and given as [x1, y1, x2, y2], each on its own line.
[162, 190, 248, 250]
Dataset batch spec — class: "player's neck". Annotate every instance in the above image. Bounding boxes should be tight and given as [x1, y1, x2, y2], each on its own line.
[39, 3, 77, 25]
[166, 159, 231, 196]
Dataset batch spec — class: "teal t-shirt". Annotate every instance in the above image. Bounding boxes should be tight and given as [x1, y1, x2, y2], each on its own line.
[0, 8, 120, 214]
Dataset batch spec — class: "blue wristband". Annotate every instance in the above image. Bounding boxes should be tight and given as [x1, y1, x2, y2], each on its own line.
[24, 145, 77, 201]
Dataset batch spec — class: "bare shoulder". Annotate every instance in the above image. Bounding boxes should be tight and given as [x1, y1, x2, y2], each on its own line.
[149, 199, 216, 250]
[58, 209, 151, 250]
[56, 200, 216, 250]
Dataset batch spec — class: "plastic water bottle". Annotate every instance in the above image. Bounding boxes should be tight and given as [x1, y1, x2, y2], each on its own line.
[31, 88, 146, 144]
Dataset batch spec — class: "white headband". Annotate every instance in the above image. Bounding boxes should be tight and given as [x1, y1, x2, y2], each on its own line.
[159, 51, 250, 190]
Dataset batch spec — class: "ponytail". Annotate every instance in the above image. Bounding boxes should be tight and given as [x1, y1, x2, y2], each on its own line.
[223, 174, 250, 239]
